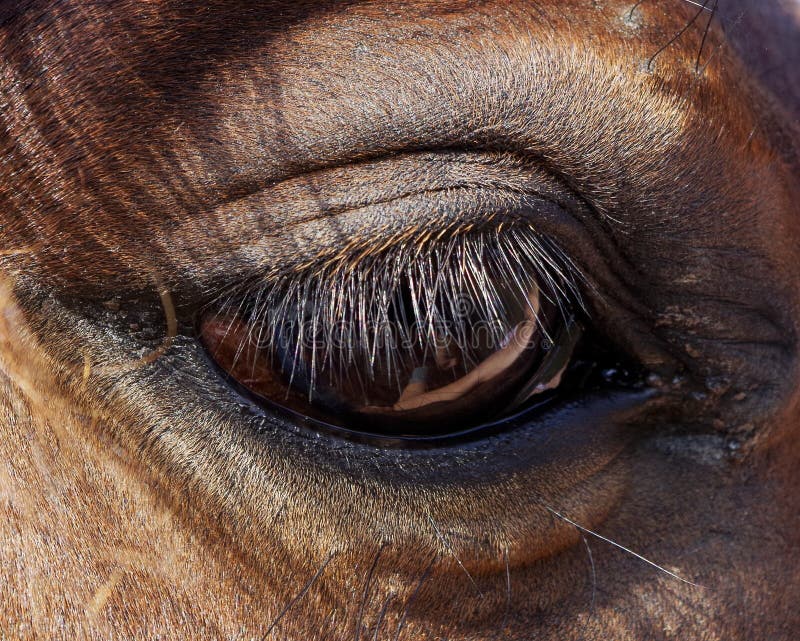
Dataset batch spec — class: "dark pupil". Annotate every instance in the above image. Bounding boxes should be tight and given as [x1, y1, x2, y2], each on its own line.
[201, 229, 581, 440]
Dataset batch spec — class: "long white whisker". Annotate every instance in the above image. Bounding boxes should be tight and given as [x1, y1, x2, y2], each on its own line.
[546, 508, 702, 588]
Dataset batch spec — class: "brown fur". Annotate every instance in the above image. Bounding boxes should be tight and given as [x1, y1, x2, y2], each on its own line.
[1, 1, 800, 639]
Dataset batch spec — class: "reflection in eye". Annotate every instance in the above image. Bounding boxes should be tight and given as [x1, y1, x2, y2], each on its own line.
[200, 224, 586, 441]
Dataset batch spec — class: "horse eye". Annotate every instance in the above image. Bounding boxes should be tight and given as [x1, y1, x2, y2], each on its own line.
[199, 224, 636, 445]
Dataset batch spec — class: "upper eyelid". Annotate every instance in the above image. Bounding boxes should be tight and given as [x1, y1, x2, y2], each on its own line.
[163, 151, 587, 288]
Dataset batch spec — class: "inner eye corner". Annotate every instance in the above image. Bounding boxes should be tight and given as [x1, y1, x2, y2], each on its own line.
[196, 221, 647, 447]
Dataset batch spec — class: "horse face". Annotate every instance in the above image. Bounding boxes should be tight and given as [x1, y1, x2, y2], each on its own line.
[1, 1, 799, 639]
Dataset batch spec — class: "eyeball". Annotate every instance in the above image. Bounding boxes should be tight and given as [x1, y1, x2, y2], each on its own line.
[200, 225, 585, 441]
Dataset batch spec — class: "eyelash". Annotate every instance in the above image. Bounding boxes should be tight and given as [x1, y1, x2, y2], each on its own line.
[205, 222, 586, 404]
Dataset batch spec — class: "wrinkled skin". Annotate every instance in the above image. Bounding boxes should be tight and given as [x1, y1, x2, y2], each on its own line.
[1, 1, 799, 639]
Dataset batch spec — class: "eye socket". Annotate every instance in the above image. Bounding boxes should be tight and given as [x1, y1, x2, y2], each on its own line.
[199, 223, 632, 444]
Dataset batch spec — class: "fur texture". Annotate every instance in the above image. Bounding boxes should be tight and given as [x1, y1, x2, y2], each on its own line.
[1, 1, 800, 639]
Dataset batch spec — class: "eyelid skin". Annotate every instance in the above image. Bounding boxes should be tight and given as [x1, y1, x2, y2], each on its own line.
[75, 151, 589, 296]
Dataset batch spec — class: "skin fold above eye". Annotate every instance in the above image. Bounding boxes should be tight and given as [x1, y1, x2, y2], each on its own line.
[0, 1, 799, 641]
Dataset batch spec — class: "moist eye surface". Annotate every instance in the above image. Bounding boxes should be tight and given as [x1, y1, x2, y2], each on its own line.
[200, 223, 589, 441]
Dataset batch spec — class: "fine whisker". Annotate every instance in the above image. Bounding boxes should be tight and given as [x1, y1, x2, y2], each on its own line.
[427, 515, 483, 598]
[547, 508, 702, 588]
[393, 554, 438, 641]
[261, 552, 336, 640]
